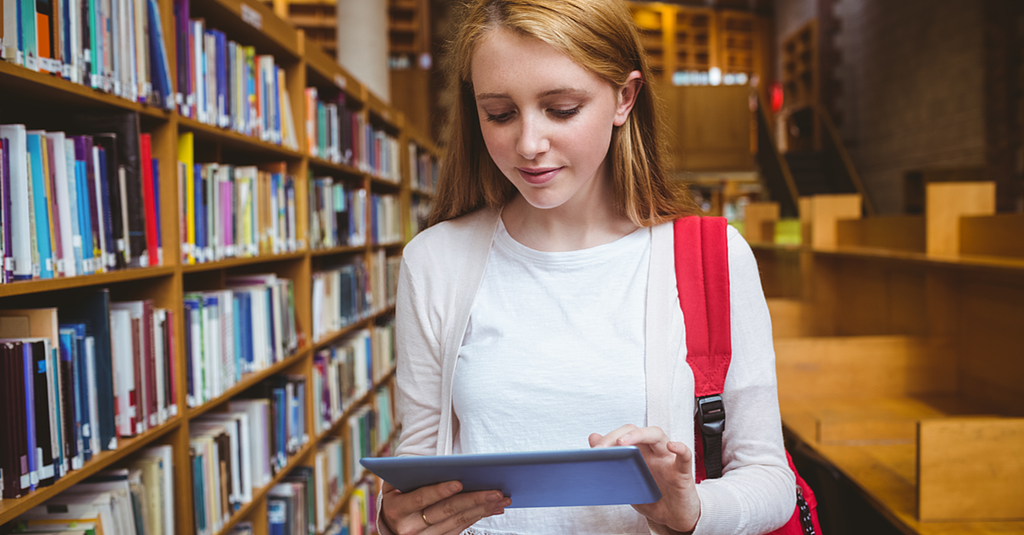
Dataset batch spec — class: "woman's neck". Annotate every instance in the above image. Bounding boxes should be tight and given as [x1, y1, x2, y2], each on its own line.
[501, 193, 639, 252]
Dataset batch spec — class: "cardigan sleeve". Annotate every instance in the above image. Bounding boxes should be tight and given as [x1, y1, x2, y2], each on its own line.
[376, 248, 447, 535]
[689, 228, 796, 535]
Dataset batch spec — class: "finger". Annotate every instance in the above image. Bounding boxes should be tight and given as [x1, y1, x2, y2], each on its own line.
[667, 441, 694, 473]
[614, 426, 670, 451]
[397, 481, 464, 514]
[590, 424, 640, 448]
[428, 494, 512, 534]
[588, 433, 603, 447]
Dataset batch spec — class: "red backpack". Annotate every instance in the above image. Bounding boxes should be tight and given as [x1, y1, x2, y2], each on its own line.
[673, 216, 822, 535]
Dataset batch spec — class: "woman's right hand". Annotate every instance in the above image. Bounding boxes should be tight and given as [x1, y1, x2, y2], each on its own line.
[381, 480, 511, 535]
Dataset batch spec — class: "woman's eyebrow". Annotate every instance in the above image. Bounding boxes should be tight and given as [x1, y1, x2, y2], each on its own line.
[475, 87, 591, 102]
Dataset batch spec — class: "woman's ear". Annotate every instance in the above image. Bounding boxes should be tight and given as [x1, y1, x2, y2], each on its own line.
[613, 71, 643, 127]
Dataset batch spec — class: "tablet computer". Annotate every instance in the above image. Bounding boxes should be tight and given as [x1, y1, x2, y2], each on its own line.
[360, 446, 661, 508]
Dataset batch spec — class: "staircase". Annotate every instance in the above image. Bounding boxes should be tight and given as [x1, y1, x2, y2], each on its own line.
[784, 151, 860, 198]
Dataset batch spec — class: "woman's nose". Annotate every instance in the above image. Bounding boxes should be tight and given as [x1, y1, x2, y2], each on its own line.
[516, 114, 550, 160]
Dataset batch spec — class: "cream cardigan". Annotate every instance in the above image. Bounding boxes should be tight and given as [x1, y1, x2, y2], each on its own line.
[381, 208, 795, 535]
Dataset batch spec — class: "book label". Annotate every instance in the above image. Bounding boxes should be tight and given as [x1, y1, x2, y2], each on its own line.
[240, 4, 262, 30]
[4, 258, 14, 271]
[33, 263, 41, 278]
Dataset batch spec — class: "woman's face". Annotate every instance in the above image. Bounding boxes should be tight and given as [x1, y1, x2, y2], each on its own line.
[471, 28, 639, 212]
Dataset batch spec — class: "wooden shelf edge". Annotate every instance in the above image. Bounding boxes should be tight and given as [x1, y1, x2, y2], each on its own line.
[0, 266, 176, 298]
[182, 251, 309, 273]
[0, 61, 173, 119]
[310, 245, 366, 258]
[0, 417, 182, 524]
[177, 116, 305, 159]
[308, 156, 364, 177]
[186, 346, 312, 420]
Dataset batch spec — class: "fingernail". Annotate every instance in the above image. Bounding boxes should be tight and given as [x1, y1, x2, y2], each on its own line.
[487, 492, 503, 502]
[503, 498, 512, 507]
[619, 433, 632, 443]
[448, 482, 462, 493]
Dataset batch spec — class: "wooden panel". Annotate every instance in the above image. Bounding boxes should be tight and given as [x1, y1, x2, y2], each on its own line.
[750, 245, 803, 299]
[774, 336, 958, 400]
[657, 84, 754, 172]
[836, 216, 926, 253]
[925, 182, 996, 256]
[805, 194, 862, 249]
[766, 298, 810, 338]
[958, 278, 1024, 416]
[960, 214, 1024, 258]
[743, 202, 779, 244]
[918, 418, 1024, 521]
[811, 398, 950, 445]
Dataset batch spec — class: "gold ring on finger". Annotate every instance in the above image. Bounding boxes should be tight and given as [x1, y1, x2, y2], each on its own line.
[422, 512, 433, 527]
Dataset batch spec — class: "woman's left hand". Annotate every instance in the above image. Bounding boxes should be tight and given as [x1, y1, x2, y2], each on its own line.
[589, 425, 701, 534]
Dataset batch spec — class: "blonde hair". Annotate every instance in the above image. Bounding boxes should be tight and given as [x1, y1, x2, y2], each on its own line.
[428, 0, 700, 227]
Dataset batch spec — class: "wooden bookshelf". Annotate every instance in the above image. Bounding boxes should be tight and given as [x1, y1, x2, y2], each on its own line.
[627, 2, 772, 89]
[0, 0, 440, 532]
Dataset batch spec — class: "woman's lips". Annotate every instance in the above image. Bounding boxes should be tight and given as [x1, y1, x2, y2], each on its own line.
[517, 167, 561, 185]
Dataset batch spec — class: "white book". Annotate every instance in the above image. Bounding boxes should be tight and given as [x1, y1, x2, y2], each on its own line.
[139, 444, 175, 535]
[193, 19, 206, 124]
[152, 309, 166, 423]
[314, 450, 326, 532]
[47, 132, 77, 278]
[64, 471, 138, 535]
[187, 300, 203, 407]
[201, 294, 219, 400]
[108, 309, 135, 437]
[218, 289, 235, 390]
[228, 399, 271, 487]
[111, 301, 149, 433]
[0, 125, 32, 279]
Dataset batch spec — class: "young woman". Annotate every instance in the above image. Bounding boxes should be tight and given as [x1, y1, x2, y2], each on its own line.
[379, 1, 795, 534]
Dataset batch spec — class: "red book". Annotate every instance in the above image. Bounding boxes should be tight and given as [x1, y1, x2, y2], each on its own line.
[139, 133, 159, 267]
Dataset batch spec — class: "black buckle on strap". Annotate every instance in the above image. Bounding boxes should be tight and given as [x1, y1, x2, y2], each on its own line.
[697, 395, 726, 436]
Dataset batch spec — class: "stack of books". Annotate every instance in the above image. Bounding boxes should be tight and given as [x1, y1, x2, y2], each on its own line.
[359, 123, 399, 183]
[173, 0, 298, 149]
[4, 447, 176, 535]
[178, 133, 299, 265]
[0, 292, 178, 500]
[310, 259, 371, 342]
[0, 0, 175, 109]
[303, 88, 358, 167]
[369, 193, 401, 245]
[0, 116, 164, 283]
[408, 141, 439, 193]
[183, 273, 300, 408]
[308, 176, 367, 250]
[311, 329, 372, 434]
[267, 466, 316, 535]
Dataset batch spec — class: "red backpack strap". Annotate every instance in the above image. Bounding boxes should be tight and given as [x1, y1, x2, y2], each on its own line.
[674, 216, 731, 481]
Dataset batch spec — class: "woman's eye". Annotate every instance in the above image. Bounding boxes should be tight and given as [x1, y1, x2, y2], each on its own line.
[551, 107, 581, 119]
[485, 111, 514, 123]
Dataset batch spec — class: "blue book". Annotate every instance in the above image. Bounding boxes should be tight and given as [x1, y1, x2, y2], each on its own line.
[273, 66, 281, 142]
[232, 294, 242, 381]
[273, 387, 286, 468]
[22, 341, 38, 490]
[194, 163, 204, 262]
[61, 323, 91, 463]
[193, 453, 207, 534]
[2, 138, 13, 282]
[215, 29, 227, 127]
[152, 159, 162, 257]
[267, 498, 286, 535]
[19, 0, 37, 71]
[25, 133, 55, 279]
[75, 156, 94, 275]
[239, 291, 253, 373]
[58, 289, 117, 452]
[146, 0, 174, 109]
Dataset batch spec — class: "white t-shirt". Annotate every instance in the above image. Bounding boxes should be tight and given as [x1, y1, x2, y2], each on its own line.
[454, 219, 652, 535]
